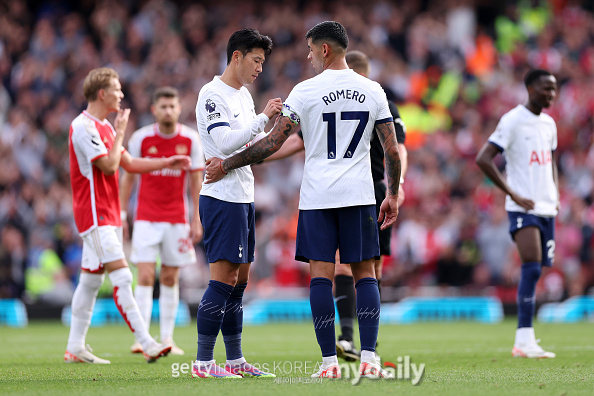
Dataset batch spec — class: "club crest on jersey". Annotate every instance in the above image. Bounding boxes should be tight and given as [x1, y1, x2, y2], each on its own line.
[103, 137, 109, 144]
[175, 144, 188, 155]
[148, 146, 158, 154]
[205, 99, 216, 113]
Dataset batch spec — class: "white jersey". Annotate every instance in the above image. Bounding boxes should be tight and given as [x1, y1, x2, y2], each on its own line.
[196, 76, 269, 203]
[488, 104, 558, 217]
[283, 69, 393, 210]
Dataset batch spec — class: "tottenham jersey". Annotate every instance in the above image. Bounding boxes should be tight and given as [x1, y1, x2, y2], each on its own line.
[196, 76, 268, 203]
[283, 69, 393, 210]
[488, 105, 558, 217]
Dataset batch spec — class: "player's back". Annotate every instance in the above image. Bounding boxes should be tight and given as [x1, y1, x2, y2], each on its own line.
[284, 69, 393, 210]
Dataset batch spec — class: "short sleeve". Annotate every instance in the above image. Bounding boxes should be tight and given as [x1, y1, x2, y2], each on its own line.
[551, 121, 557, 151]
[198, 92, 231, 134]
[374, 93, 393, 126]
[282, 87, 304, 125]
[73, 119, 108, 163]
[488, 115, 514, 152]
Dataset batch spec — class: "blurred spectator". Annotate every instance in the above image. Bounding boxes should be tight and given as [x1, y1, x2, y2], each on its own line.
[0, 0, 593, 303]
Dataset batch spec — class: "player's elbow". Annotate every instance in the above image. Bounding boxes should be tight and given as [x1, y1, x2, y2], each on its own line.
[220, 145, 236, 156]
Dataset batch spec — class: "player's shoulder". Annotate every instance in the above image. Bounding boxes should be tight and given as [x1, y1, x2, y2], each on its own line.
[540, 112, 556, 125]
[129, 124, 156, 143]
[71, 112, 99, 136]
[179, 124, 200, 139]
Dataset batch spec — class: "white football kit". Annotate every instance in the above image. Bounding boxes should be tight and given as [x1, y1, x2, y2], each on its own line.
[488, 104, 558, 217]
[196, 76, 269, 203]
[282, 69, 393, 210]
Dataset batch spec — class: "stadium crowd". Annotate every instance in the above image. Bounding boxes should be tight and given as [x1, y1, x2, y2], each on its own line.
[1, 0, 594, 305]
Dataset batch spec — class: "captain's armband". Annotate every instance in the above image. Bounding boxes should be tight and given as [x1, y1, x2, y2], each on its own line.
[281, 103, 300, 125]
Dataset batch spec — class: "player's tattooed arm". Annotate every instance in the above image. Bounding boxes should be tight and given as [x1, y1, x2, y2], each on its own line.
[223, 116, 296, 172]
[204, 116, 297, 184]
[375, 121, 401, 195]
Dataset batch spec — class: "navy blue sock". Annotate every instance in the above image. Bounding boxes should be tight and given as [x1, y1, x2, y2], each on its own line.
[334, 275, 356, 341]
[221, 282, 247, 361]
[517, 262, 541, 328]
[310, 277, 336, 357]
[356, 277, 380, 352]
[196, 280, 233, 361]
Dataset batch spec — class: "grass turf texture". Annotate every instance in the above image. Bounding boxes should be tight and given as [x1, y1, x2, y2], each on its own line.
[1, 320, 593, 395]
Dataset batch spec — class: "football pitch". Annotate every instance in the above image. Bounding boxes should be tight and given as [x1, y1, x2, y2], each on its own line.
[1, 320, 593, 395]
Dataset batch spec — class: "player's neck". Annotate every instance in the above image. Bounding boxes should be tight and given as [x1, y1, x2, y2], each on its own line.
[86, 102, 109, 121]
[524, 102, 542, 116]
[220, 67, 242, 90]
[323, 56, 349, 71]
[158, 123, 176, 135]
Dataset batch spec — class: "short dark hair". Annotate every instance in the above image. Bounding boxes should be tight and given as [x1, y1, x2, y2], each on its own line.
[524, 69, 553, 87]
[306, 21, 349, 50]
[226, 28, 273, 64]
[152, 86, 179, 104]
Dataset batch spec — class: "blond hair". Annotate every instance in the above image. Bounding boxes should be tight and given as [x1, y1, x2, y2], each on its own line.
[82, 67, 119, 101]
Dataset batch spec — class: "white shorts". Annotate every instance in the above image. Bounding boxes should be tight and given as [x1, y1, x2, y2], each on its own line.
[130, 221, 196, 267]
[81, 226, 126, 272]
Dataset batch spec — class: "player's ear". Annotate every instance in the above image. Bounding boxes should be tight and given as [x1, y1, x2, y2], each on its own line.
[233, 50, 242, 64]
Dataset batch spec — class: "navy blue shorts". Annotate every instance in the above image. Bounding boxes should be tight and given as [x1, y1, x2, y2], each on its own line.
[199, 195, 255, 264]
[508, 211, 555, 267]
[295, 205, 380, 264]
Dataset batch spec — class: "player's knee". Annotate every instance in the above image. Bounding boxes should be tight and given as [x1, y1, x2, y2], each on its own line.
[109, 267, 133, 287]
[521, 262, 542, 282]
[137, 264, 156, 286]
[159, 269, 178, 287]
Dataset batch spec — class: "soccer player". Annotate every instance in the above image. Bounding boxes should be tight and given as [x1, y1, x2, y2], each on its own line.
[475, 69, 558, 358]
[66, 67, 190, 364]
[192, 28, 282, 379]
[119, 87, 205, 356]
[265, 50, 408, 363]
[205, 21, 401, 379]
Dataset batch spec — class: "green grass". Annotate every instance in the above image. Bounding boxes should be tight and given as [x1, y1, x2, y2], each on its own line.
[1, 320, 593, 395]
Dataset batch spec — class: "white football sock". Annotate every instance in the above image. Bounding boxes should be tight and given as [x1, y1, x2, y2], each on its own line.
[361, 350, 377, 364]
[322, 355, 339, 367]
[159, 284, 178, 342]
[109, 268, 153, 349]
[134, 285, 153, 332]
[66, 272, 104, 352]
[515, 327, 535, 347]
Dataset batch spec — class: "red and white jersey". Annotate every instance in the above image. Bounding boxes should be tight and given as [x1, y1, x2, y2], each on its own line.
[488, 105, 558, 217]
[127, 123, 205, 224]
[69, 111, 125, 235]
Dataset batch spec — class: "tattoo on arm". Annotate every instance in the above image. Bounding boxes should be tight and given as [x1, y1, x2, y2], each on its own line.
[222, 117, 296, 172]
[375, 122, 401, 195]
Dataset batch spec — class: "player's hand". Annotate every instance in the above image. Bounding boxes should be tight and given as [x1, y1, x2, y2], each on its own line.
[397, 184, 405, 208]
[378, 195, 399, 230]
[190, 218, 203, 243]
[114, 108, 131, 136]
[204, 157, 226, 184]
[510, 192, 535, 211]
[262, 98, 283, 119]
[167, 155, 191, 170]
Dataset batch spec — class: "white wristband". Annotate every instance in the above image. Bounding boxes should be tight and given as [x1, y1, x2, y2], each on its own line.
[121, 211, 127, 221]
[400, 177, 405, 184]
